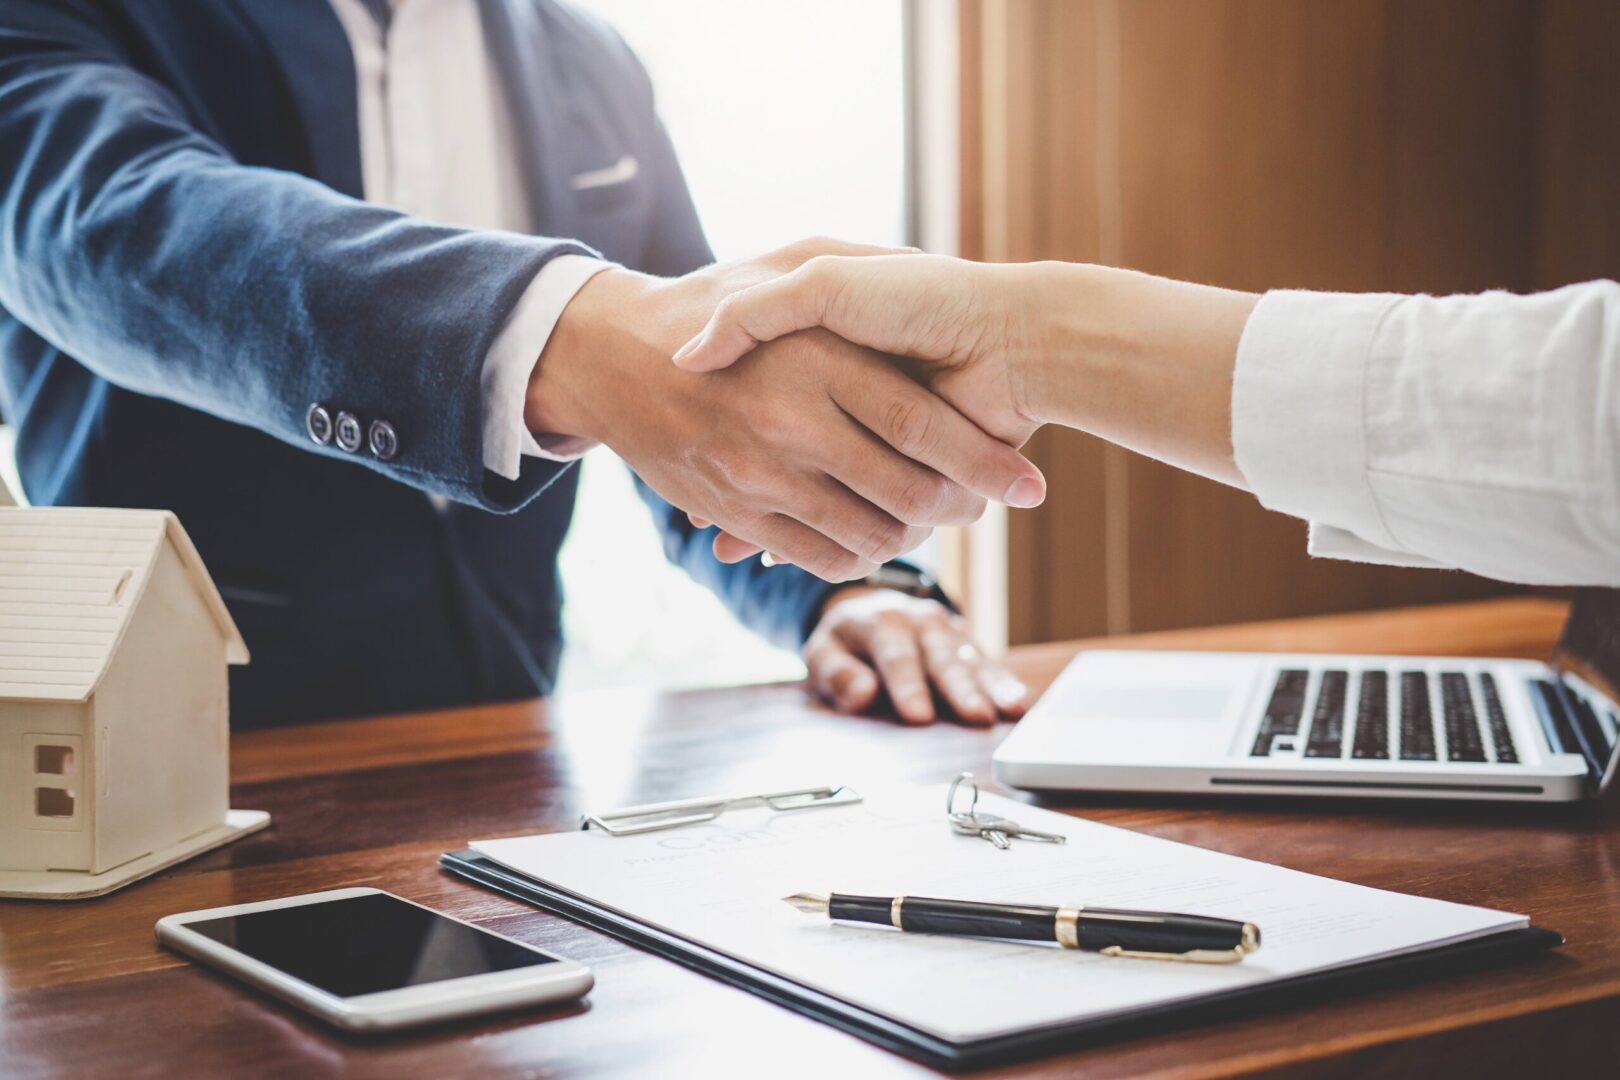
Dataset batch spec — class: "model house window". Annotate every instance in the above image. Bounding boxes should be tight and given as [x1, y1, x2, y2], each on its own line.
[557, 0, 910, 692]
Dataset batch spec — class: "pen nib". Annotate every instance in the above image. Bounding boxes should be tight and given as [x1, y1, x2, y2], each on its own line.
[782, 892, 830, 914]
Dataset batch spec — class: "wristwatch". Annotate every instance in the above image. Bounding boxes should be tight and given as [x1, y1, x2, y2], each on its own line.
[860, 563, 955, 609]
[808, 562, 958, 639]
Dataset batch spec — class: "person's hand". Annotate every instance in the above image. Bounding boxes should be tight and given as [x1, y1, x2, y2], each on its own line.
[669, 251, 1047, 563]
[805, 588, 1030, 725]
[528, 241, 1047, 583]
[672, 252, 1042, 446]
[672, 248, 1261, 490]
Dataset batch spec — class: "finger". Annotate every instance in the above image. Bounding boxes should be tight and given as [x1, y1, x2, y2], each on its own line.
[770, 236, 907, 266]
[977, 658, 1032, 719]
[673, 265, 836, 372]
[835, 363, 1048, 512]
[842, 619, 933, 724]
[687, 512, 712, 529]
[712, 531, 765, 562]
[704, 460, 909, 571]
[804, 407, 986, 530]
[805, 634, 880, 713]
[919, 622, 996, 726]
[719, 513, 878, 582]
[757, 471, 929, 566]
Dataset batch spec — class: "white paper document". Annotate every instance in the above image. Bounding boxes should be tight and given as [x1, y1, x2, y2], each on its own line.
[471, 786, 1526, 1043]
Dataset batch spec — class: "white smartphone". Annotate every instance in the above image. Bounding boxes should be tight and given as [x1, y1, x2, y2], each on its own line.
[156, 887, 593, 1032]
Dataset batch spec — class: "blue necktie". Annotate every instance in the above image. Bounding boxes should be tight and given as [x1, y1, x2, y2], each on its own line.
[358, 0, 391, 34]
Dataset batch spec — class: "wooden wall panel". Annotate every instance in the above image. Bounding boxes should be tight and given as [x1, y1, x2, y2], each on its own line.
[962, 0, 1611, 643]
[1533, 1, 1620, 290]
[968, 0, 1116, 643]
[1112, 0, 1536, 634]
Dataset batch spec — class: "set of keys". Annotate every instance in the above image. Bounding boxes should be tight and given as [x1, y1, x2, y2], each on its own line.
[946, 772, 1067, 850]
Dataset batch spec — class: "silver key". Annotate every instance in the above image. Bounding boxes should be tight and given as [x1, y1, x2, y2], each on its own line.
[948, 809, 989, 835]
[948, 810, 1002, 846]
[991, 817, 1067, 844]
[946, 773, 1068, 849]
[951, 810, 1065, 846]
[950, 810, 1065, 847]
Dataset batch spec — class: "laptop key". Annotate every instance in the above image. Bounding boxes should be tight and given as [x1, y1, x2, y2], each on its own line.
[1305, 670, 1349, 758]
[1476, 673, 1518, 763]
[1440, 672, 1487, 762]
[1399, 671, 1437, 760]
[1569, 691, 1615, 767]
[1352, 670, 1390, 759]
[1251, 668, 1310, 756]
[1531, 678, 1581, 755]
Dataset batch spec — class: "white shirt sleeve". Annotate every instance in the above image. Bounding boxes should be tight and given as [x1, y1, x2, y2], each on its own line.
[481, 254, 613, 480]
[1231, 281, 1620, 585]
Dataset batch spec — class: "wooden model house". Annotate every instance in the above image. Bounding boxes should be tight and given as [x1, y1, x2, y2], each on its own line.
[0, 502, 268, 899]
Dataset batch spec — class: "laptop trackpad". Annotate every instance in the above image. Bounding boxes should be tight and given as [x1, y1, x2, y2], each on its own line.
[1034, 655, 1251, 760]
[1064, 684, 1236, 721]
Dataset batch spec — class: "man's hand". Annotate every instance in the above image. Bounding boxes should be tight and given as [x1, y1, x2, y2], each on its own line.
[672, 252, 1044, 446]
[527, 241, 1047, 582]
[805, 588, 1029, 725]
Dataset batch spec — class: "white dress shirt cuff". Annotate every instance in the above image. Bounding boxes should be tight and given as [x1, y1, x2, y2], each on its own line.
[1305, 523, 1449, 570]
[481, 254, 614, 480]
[1231, 289, 1413, 559]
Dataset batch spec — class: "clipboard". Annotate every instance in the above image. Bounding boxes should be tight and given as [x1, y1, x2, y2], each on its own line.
[440, 833, 1561, 1072]
[440, 849, 1559, 1070]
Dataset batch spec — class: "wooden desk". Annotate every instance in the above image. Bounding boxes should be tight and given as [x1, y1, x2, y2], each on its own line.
[4, 598, 1616, 1077]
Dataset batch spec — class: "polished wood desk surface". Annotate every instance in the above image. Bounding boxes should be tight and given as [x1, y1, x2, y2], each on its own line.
[4, 598, 1617, 1078]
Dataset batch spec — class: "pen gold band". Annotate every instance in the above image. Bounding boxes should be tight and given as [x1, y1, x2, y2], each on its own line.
[1054, 905, 1083, 949]
[891, 896, 905, 930]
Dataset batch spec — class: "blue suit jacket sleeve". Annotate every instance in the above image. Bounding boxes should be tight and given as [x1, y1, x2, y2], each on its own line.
[0, 3, 587, 510]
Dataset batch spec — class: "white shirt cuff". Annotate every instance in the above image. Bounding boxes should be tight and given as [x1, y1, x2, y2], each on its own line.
[1231, 289, 1409, 555]
[481, 254, 614, 480]
[1305, 523, 1449, 570]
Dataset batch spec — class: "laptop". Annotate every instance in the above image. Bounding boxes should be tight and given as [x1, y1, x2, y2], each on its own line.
[992, 589, 1620, 803]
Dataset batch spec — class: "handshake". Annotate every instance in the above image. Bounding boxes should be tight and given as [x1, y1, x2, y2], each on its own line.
[529, 238, 1054, 581]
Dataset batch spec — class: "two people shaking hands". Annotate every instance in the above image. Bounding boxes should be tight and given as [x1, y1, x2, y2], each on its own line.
[3, 0, 1614, 732]
[546, 242, 1620, 597]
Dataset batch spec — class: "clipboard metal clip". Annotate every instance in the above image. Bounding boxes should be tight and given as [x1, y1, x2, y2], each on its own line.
[581, 784, 863, 836]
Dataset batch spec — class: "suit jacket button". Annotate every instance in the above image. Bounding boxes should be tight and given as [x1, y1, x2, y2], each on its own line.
[334, 411, 363, 453]
[306, 404, 334, 445]
[368, 419, 399, 461]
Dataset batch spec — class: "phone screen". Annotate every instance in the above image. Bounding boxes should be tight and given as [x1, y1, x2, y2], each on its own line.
[184, 893, 557, 998]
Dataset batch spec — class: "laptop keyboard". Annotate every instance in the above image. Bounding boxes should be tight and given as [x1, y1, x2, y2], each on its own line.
[1248, 668, 1309, 756]
[1351, 670, 1389, 759]
[1251, 667, 1521, 763]
[1304, 670, 1350, 758]
[1478, 674, 1518, 763]
[1439, 672, 1487, 762]
[1398, 671, 1437, 760]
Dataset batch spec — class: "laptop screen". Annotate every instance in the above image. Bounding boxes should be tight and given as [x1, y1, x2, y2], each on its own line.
[1550, 588, 1620, 790]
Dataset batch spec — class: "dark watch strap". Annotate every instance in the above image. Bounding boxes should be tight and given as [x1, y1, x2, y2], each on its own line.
[862, 563, 954, 608]
[804, 562, 957, 640]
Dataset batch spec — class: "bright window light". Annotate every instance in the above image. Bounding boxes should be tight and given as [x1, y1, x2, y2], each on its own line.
[557, 1, 909, 692]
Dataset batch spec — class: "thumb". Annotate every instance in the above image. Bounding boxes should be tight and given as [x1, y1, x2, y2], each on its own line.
[672, 261, 841, 372]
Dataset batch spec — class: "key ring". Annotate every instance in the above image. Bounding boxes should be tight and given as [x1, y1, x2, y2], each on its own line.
[946, 771, 982, 824]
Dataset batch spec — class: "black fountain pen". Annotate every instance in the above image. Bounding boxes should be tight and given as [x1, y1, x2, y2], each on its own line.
[785, 892, 1261, 963]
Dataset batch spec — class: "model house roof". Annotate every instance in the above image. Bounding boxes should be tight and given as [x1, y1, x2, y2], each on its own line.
[0, 507, 248, 702]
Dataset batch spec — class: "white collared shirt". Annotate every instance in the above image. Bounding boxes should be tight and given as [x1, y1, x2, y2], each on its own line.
[1232, 280, 1620, 585]
[327, 0, 607, 479]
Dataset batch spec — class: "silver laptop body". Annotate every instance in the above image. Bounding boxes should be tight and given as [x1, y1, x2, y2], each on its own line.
[993, 590, 1620, 804]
